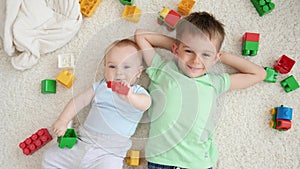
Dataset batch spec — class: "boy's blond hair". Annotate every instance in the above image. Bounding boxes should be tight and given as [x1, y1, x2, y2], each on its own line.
[176, 11, 225, 51]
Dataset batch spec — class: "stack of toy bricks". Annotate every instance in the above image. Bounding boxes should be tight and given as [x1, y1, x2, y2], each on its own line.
[242, 32, 260, 56]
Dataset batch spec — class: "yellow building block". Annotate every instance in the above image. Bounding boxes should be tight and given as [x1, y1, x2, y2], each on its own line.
[178, 0, 195, 16]
[56, 70, 75, 88]
[122, 5, 141, 22]
[126, 150, 140, 166]
[80, 0, 102, 17]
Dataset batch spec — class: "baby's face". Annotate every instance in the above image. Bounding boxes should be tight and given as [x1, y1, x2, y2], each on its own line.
[173, 32, 220, 78]
[105, 45, 142, 85]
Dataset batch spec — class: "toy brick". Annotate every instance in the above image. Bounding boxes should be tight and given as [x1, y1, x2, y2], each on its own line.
[273, 55, 295, 74]
[126, 150, 140, 166]
[270, 105, 293, 131]
[41, 79, 56, 94]
[19, 128, 52, 155]
[57, 128, 77, 149]
[56, 70, 75, 89]
[178, 0, 195, 16]
[275, 119, 291, 130]
[280, 75, 299, 93]
[242, 41, 259, 56]
[58, 54, 75, 69]
[276, 106, 292, 120]
[80, 0, 102, 17]
[250, 0, 275, 16]
[122, 5, 141, 22]
[107, 81, 130, 95]
[119, 0, 134, 6]
[264, 67, 278, 83]
[242, 32, 260, 42]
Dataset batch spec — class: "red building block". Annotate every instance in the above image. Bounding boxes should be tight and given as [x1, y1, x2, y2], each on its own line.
[19, 128, 52, 155]
[242, 32, 260, 42]
[107, 81, 130, 95]
[274, 55, 295, 74]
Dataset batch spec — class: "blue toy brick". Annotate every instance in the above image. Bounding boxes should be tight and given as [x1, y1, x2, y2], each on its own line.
[276, 106, 292, 121]
[264, 67, 278, 83]
[251, 0, 275, 16]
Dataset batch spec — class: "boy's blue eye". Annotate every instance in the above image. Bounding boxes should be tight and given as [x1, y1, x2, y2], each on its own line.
[124, 66, 130, 69]
[109, 65, 116, 68]
[203, 53, 211, 57]
[185, 50, 193, 53]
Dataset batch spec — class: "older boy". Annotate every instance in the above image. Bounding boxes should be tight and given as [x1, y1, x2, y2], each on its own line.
[135, 12, 266, 169]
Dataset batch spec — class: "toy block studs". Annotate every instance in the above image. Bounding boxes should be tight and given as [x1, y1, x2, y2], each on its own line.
[19, 128, 53, 155]
[122, 5, 141, 22]
[178, 0, 195, 16]
[251, 0, 275, 16]
[41, 79, 56, 94]
[80, 0, 102, 17]
[126, 150, 140, 166]
[107, 81, 130, 95]
[269, 105, 293, 131]
[280, 75, 299, 93]
[264, 67, 278, 83]
[58, 54, 75, 69]
[242, 32, 260, 56]
[57, 128, 77, 149]
[273, 55, 295, 74]
[56, 70, 75, 88]
[119, 0, 134, 6]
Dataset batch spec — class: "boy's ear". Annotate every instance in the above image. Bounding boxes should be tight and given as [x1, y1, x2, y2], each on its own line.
[171, 43, 179, 57]
[213, 52, 222, 64]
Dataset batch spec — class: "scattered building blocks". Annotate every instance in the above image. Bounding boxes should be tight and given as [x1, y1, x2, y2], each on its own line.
[57, 128, 77, 149]
[122, 5, 141, 22]
[41, 79, 56, 94]
[280, 75, 299, 93]
[56, 70, 75, 88]
[19, 128, 53, 155]
[58, 54, 75, 69]
[80, 0, 102, 17]
[270, 105, 293, 131]
[178, 0, 195, 16]
[264, 67, 278, 83]
[157, 7, 181, 31]
[107, 81, 130, 95]
[251, 0, 275, 16]
[119, 0, 134, 6]
[126, 150, 140, 166]
[242, 32, 260, 56]
[273, 55, 295, 74]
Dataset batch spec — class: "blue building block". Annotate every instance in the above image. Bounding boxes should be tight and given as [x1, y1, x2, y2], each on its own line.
[251, 0, 275, 16]
[276, 105, 292, 121]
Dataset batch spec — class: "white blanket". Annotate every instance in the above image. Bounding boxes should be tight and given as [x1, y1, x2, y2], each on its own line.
[0, 0, 82, 70]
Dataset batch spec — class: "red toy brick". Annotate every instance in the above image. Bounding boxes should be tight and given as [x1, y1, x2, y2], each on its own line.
[242, 32, 260, 42]
[274, 55, 295, 74]
[19, 128, 53, 155]
[107, 81, 130, 95]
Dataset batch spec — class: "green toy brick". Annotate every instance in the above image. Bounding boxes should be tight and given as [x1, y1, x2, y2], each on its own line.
[280, 75, 299, 93]
[41, 79, 56, 94]
[119, 0, 134, 5]
[264, 67, 278, 83]
[251, 0, 275, 16]
[242, 41, 259, 56]
[57, 128, 77, 149]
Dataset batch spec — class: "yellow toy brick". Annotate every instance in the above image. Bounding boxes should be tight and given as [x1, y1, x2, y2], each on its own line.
[80, 0, 102, 17]
[178, 0, 195, 16]
[126, 150, 140, 166]
[56, 70, 75, 88]
[122, 5, 141, 22]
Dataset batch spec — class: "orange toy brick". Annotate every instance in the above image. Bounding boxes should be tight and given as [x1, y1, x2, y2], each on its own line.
[178, 0, 195, 16]
[56, 70, 75, 88]
[80, 0, 102, 17]
[107, 81, 130, 95]
[19, 128, 53, 155]
[126, 150, 140, 166]
[122, 5, 141, 22]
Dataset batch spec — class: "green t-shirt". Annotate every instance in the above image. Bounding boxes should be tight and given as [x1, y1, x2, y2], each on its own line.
[145, 54, 230, 169]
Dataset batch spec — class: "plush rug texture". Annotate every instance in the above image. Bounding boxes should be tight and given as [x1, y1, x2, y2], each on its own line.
[1, 0, 299, 168]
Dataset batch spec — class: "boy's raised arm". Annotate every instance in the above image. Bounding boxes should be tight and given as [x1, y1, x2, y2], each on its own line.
[220, 52, 267, 90]
[134, 29, 175, 67]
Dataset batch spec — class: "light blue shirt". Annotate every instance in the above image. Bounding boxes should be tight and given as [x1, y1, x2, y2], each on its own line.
[84, 80, 149, 137]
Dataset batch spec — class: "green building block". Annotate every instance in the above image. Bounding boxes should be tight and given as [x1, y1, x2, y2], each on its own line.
[119, 0, 134, 5]
[41, 79, 56, 94]
[280, 75, 299, 93]
[264, 67, 278, 83]
[57, 128, 77, 149]
[251, 0, 275, 16]
[242, 41, 259, 56]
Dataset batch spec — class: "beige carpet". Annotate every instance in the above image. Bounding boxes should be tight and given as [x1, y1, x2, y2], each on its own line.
[1, 0, 299, 168]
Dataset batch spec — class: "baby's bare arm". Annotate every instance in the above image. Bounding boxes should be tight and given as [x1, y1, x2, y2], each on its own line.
[220, 52, 266, 90]
[118, 88, 151, 111]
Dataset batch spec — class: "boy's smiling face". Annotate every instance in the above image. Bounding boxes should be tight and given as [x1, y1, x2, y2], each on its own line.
[172, 31, 221, 78]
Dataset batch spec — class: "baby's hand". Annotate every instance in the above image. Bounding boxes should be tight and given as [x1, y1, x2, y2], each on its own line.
[107, 81, 130, 95]
[52, 119, 68, 137]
